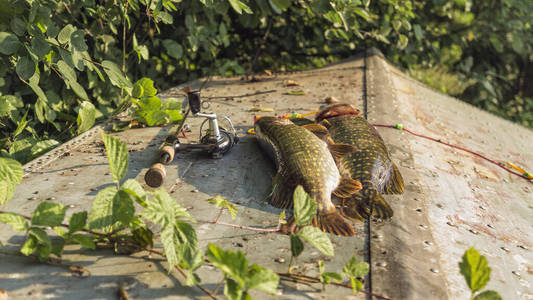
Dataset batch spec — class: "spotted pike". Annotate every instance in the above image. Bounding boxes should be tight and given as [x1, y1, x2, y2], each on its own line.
[254, 116, 361, 236]
[315, 104, 404, 220]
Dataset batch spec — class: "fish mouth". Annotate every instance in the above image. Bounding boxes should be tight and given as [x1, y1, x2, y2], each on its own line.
[316, 103, 361, 122]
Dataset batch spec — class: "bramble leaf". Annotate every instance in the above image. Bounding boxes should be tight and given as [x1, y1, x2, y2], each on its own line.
[293, 185, 315, 226]
[290, 234, 304, 257]
[71, 234, 95, 249]
[206, 195, 237, 219]
[206, 243, 248, 287]
[101, 133, 129, 184]
[246, 264, 279, 294]
[31, 202, 67, 227]
[474, 290, 503, 300]
[68, 211, 87, 233]
[297, 226, 333, 256]
[0, 212, 29, 231]
[459, 247, 491, 292]
[121, 179, 147, 207]
[88, 186, 117, 232]
[102, 60, 132, 89]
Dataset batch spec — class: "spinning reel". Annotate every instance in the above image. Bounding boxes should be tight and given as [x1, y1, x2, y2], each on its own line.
[144, 90, 238, 187]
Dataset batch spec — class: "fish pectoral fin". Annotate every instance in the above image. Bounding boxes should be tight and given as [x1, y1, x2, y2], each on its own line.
[382, 163, 404, 194]
[313, 210, 355, 236]
[270, 173, 296, 209]
[328, 143, 358, 159]
[301, 123, 329, 141]
[332, 178, 362, 198]
[319, 119, 332, 129]
[341, 191, 393, 221]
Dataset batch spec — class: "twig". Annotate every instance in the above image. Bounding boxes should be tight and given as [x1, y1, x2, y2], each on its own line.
[0, 210, 125, 238]
[277, 273, 395, 300]
[200, 220, 281, 233]
[213, 208, 224, 223]
[119, 241, 218, 299]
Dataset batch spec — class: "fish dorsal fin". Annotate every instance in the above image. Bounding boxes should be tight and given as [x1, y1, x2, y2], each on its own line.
[312, 210, 355, 236]
[328, 143, 358, 159]
[332, 177, 362, 198]
[381, 163, 405, 194]
[340, 189, 394, 221]
[301, 123, 329, 141]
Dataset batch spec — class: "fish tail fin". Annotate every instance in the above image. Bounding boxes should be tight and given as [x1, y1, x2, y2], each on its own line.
[341, 190, 393, 220]
[270, 173, 295, 209]
[333, 177, 362, 198]
[382, 163, 404, 194]
[313, 210, 355, 236]
[301, 123, 329, 141]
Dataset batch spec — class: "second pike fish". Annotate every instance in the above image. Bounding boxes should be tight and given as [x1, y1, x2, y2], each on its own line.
[315, 104, 404, 220]
[254, 116, 362, 236]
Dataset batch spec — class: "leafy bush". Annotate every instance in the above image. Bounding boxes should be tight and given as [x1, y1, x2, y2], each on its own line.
[0, 0, 416, 164]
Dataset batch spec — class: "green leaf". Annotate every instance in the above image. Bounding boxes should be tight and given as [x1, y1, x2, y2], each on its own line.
[228, 0, 252, 14]
[206, 243, 248, 287]
[69, 211, 87, 233]
[162, 40, 183, 60]
[11, 18, 26, 36]
[88, 186, 117, 232]
[30, 36, 51, 59]
[133, 78, 158, 98]
[31, 139, 59, 157]
[0, 212, 29, 231]
[31, 202, 67, 227]
[160, 224, 181, 270]
[0, 32, 20, 55]
[57, 61, 88, 100]
[398, 34, 408, 49]
[77, 101, 96, 134]
[58, 24, 76, 44]
[20, 235, 38, 256]
[16, 56, 36, 80]
[225, 278, 243, 300]
[293, 185, 315, 226]
[71, 30, 88, 51]
[101, 133, 129, 184]
[473, 290, 503, 300]
[121, 179, 147, 207]
[132, 227, 154, 248]
[321, 272, 343, 284]
[246, 264, 279, 294]
[290, 234, 304, 257]
[297, 226, 334, 256]
[113, 190, 135, 225]
[206, 195, 237, 219]
[269, 0, 291, 14]
[0, 157, 23, 205]
[142, 188, 194, 226]
[71, 234, 95, 249]
[413, 24, 424, 40]
[102, 60, 132, 89]
[459, 247, 491, 292]
[29, 227, 51, 247]
[343, 256, 369, 278]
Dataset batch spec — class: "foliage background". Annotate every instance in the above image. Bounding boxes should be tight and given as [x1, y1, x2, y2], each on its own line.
[0, 0, 531, 164]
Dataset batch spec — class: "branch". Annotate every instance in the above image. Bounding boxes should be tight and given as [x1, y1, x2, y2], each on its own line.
[199, 220, 281, 233]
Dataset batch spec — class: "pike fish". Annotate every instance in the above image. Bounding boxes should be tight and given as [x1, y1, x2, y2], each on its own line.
[315, 104, 404, 220]
[254, 116, 361, 236]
